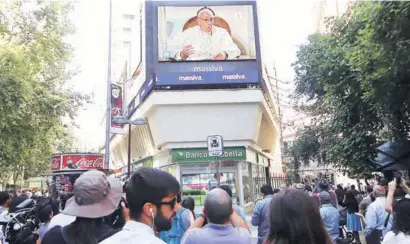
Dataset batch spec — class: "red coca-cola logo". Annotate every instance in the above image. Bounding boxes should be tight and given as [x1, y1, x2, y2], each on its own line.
[51, 156, 61, 170]
[76, 157, 104, 169]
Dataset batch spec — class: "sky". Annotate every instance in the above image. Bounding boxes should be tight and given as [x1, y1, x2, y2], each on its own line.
[67, 0, 348, 152]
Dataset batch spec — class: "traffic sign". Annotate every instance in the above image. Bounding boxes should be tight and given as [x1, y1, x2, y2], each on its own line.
[207, 135, 224, 157]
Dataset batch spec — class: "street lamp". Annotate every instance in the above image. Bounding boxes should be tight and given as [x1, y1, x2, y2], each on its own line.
[113, 116, 147, 178]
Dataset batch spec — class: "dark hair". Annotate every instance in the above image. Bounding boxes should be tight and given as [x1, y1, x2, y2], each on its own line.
[367, 187, 373, 194]
[65, 218, 107, 244]
[61, 193, 74, 210]
[337, 185, 343, 191]
[37, 197, 53, 223]
[0, 191, 10, 206]
[273, 189, 280, 194]
[126, 168, 180, 220]
[219, 185, 232, 197]
[261, 184, 274, 196]
[265, 189, 332, 244]
[51, 199, 60, 216]
[197, 6, 215, 17]
[392, 198, 410, 236]
[351, 185, 356, 190]
[181, 196, 195, 219]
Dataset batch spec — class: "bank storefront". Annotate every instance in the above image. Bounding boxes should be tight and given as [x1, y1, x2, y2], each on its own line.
[160, 147, 269, 211]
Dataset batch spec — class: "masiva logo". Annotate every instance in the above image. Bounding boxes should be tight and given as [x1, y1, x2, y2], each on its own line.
[193, 65, 223, 72]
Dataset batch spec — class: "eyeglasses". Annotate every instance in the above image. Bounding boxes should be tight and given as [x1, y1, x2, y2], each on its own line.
[198, 17, 214, 24]
[154, 197, 177, 209]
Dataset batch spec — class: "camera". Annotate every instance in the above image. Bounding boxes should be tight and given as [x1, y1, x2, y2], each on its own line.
[0, 199, 41, 244]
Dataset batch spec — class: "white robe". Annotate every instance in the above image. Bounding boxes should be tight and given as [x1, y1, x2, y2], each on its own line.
[167, 26, 241, 61]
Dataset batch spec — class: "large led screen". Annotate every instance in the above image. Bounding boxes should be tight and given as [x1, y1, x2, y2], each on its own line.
[158, 5, 257, 62]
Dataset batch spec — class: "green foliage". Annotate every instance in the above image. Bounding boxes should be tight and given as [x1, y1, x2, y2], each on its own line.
[0, 1, 88, 184]
[289, 1, 410, 178]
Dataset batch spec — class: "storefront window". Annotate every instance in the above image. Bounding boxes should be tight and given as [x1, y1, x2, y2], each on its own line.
[181, 172, 237, 206]
[242, 162, 252, 205]
[160, 165, 177, 178]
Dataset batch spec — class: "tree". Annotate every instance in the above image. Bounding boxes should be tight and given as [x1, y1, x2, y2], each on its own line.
[289, 1, 410, 178]
[0, 1, 88, 186]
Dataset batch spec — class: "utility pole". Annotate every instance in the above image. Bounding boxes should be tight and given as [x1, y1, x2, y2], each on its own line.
[104, 0, 113, 170]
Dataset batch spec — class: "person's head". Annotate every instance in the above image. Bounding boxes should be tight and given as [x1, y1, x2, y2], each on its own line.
[219, 184, 233, 197]
[203, 188, 232, 224]
[392, 196, 410, 236]
[337, 184, 343, 191]
[319, 191, 332, 205]
[261, 184, 274, 196]
[266, 189, 332, 244]
[0, 191, 11, 208]
[181, 196, 195, 212]
[63, 170, 122, 219]
[373, 185, 386, 198]
[196, 6, 215, 33]
[366, 186, 373, 194]
[350, 185, 356, 190]
[37, 197, 54, 223]
[126, 167, 180, 232]
[317, 179, 330, 192]
[273, 188, 280, 195]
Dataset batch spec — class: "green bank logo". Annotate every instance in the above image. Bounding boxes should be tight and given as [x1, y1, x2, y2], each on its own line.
[172, 147, 246, 163]
[176, 150, 243, 159]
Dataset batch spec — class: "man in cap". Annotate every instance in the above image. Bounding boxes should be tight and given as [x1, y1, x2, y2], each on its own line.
[102, 167, 180, 244]
[181, 188, 250, 244]
[252, 184, 274, 244]
[168, 6, 240, 61]
[319, 191, 340, 244]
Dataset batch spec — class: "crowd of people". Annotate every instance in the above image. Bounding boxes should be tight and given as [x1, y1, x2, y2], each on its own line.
[0, 169, 409, 244]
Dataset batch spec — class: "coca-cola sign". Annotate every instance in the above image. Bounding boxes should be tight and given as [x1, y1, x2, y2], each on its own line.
[52, 154, 105, 171]
[50, 155, 62, 171]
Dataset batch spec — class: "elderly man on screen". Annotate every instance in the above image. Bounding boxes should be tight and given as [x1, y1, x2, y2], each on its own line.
[169, 7, 241, 61]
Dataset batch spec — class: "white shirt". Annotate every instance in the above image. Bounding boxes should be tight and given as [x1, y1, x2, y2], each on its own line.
[48, 213, 76, 230]
[100, 221, 166, 244]
[382, 231, 410, 244]
[168, 26, 241, 61]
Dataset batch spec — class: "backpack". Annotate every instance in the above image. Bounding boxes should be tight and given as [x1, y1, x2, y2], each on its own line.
[159, 208, 188, 244]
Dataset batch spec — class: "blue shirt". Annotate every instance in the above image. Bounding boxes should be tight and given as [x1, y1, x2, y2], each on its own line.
[181, 224, 251, 244]
[320, 204, 340, 243]
[251, 195, 273, 244]
[233, 205, 247, 222]
[365, 197, 389, 236]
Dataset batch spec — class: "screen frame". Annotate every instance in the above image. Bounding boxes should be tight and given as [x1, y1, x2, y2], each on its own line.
[157, 4, 258, 63]
[145, 0, 262, 88]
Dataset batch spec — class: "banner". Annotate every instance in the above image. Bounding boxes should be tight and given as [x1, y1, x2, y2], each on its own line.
[50, 154, 105, 171]
[155, 71, 259, 86]
[50, 155, 62, 171]
[110, 84, 124, 134]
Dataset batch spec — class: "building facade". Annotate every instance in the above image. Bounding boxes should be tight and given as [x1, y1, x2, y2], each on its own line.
[109, 0, 282, 209]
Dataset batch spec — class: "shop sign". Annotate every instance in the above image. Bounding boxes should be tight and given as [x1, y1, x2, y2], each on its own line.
[51, 153, 105, 171]
[172, 147, 246, 163]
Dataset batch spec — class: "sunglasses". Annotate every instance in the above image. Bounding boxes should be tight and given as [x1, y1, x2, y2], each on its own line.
[154, 197, 177, 209]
